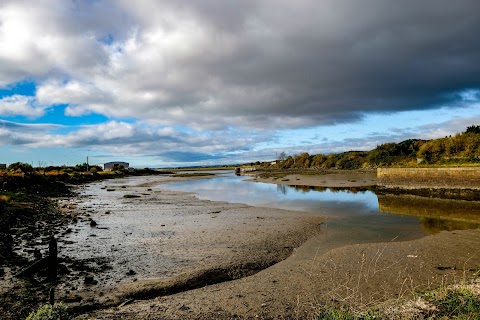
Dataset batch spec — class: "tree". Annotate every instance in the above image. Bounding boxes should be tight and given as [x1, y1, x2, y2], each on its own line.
[7, 162, 33, 173]
[465, 125, 480, 134]
[278, 152, 287, 161]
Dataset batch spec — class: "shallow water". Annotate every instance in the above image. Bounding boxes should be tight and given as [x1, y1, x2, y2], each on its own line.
[157, 172, 480, 240]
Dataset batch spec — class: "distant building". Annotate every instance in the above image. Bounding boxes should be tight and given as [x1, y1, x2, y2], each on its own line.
[0, 164, 6, 170]
[103, 161, 129, 171]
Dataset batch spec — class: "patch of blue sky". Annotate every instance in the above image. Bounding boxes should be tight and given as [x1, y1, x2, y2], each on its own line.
[3, 104, 110, 129]
[0, 146, 84, 166]
[98, 33, 114, 45]
[0, 80, 36, 97]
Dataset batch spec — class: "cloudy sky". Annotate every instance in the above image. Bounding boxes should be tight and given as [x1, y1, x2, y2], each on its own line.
[1, 0, 479, 167]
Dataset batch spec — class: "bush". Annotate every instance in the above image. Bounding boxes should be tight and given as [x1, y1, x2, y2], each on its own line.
[7, 162, 33, 173]
[26, 303, 69, 320]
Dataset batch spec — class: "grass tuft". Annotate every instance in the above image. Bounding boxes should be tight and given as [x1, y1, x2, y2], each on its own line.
[26, 303, 68, 320]
[424, 287, 480, 319]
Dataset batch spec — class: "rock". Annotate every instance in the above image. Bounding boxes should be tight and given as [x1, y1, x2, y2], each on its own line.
[90, 220, 97, 227]
[179, 305, 190, 311]
[126, 269, 136, 276]
[57, 264, 71, 275]
[84, 276, 98, 285]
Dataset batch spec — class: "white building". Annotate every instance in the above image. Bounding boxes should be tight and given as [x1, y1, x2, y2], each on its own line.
[103, 161, 129, 171]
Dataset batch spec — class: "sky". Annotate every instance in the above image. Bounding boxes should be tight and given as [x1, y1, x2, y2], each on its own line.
[1, 0, 480, 168]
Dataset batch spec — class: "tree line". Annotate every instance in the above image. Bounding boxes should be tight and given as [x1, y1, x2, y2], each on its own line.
[262, 126, 480, 170]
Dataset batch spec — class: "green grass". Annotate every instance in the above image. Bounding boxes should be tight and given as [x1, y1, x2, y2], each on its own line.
[424, 287, 480, 319]
[0, 191, 30, 203]
[26, 303, 68, 320]
[316, 283, 480, 320]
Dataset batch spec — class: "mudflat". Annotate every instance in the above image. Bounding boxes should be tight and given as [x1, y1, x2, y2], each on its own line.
[4, 172, 479, 319]
[21, 175, 324, 314]
[87, 228, 480, 319]
[79, 172, 480, 319]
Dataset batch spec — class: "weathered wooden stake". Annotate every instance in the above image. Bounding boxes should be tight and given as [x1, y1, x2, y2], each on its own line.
[48, 237, 57, 282]
[49, 287, 55, 305]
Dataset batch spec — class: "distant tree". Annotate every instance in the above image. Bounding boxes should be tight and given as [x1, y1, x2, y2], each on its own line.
[282, 156, 294, 169]
[278, 152, 287, 161]
[465, 125, 480, 134]
[74, 163, 88, 172]
[7, 162, 33, 173]
[311, 154, 326, 168]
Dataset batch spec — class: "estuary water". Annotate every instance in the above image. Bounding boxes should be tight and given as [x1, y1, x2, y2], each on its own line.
[157, 172, 480, 242]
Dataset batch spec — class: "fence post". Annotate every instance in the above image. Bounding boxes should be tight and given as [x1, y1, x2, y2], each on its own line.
[48, 237, 57, 282]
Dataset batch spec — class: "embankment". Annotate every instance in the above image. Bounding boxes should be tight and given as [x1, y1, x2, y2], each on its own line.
[377, 167, 480, 189]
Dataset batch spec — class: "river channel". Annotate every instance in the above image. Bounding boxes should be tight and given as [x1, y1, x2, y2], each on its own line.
[157, 172, 480, 240]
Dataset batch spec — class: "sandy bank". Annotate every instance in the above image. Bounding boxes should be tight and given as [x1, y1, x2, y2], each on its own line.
[246, 171, 377, 188]
[84, 227, 480, 319]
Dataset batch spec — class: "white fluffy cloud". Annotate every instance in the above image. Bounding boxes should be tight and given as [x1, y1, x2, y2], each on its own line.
[0, 119, 266, 164]
[0, 95, 46, 118]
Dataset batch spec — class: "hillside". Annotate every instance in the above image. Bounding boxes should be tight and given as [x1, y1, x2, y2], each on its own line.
[267, 126, 480, 170]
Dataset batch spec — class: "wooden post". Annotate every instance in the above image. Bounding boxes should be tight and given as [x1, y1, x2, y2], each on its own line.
[48, 237, 57, 282]
[49, 287, 55, 305]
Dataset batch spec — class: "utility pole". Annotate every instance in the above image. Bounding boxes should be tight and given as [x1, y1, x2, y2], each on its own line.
[86, 156, 89, 172]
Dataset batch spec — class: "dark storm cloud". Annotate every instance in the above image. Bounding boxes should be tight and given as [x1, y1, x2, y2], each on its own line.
[122, 0, 480, 127]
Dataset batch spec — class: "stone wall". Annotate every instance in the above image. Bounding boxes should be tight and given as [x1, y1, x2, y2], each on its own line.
[377, 167, 480, 189]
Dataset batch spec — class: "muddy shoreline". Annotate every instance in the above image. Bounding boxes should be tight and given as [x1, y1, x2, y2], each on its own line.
[2, 171, 480, 319]
[0, 174, 325, 319]
[83, 172, 480, 319]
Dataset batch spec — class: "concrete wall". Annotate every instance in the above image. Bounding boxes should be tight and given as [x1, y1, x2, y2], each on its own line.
[377, 167, 480, 189]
